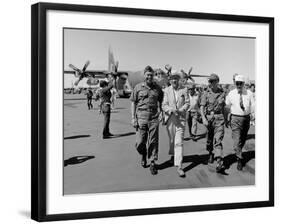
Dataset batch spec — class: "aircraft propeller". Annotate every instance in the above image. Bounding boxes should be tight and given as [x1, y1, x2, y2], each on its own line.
[69, 60, 91, 86]
[181, 67, 209, 82]
[164, 64, 172, 76]
[181, 68, 195, 83]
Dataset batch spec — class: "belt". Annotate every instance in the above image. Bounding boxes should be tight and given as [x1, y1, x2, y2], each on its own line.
[206, 112, 223, 115]
[231, 114, 250, 118]
[138, 108, 158, 112]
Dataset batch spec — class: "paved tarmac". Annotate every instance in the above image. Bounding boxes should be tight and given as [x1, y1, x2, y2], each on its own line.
[63, 94, 255, 195]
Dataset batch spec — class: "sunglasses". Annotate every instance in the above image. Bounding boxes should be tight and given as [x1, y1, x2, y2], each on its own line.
[208, 80, 217, 84]
[235, 82, 244, 86]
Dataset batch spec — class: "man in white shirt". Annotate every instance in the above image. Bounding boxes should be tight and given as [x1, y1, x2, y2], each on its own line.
[187, 84, 200, 141]
[226, 74, 255, 171]
[162, 73, 189, 177]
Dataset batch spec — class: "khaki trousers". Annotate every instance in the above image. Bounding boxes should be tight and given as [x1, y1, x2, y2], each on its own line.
[166, 114, 185, 167]
[135, 118, 159, 161]
[230, 115, 250, 159]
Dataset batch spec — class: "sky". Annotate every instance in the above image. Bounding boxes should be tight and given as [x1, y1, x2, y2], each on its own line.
[64, 28, 255, 84]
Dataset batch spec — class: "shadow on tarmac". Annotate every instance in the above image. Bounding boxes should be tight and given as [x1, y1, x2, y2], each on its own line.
[64, 135, 91, 140]
[103, 132, 135, 139]
[157, 154, 209, 171]
[64, 156, 95, 167]
[182, 154, 209, 172]
[157, 150, 255, 174]
[223, 150, 255, 170]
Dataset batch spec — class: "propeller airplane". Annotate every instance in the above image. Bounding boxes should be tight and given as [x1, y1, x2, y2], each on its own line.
[64, 47, 210, 97]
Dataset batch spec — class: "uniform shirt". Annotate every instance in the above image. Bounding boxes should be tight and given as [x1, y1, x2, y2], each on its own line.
[188, 93, 199, 112]
[226, 88, 255, 116]
[99, 83, 113, 104]
[130, 82, 163, 119]
[200, 87, 225, 114]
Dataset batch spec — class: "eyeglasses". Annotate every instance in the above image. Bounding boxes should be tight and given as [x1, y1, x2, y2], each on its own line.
[208, 80, 217, 84]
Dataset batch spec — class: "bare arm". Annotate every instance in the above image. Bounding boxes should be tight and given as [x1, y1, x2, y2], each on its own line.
[200, 105, 209, 126]
[131, 102, 138, 129]
[131, 102, 136, 119]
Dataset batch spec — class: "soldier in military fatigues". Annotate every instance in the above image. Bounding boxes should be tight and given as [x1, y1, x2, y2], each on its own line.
[85, 89, 93, 110]
[200, 74, 226, 173]
[130, 66, 164, 175]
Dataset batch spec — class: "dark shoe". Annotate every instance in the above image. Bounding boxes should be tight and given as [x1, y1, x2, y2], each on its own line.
[208, 153, 214, 164]
[216, 158, 225, 173]
[150, 161, 157, 175]
[177, 168, 185, 178]
[141, 155, 147, 168]
[107, 133, 114, 136]
[237, 158, 243, 171]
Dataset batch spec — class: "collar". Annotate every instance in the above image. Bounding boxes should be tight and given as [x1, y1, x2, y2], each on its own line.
[236, 88, 246, 94]
[172, 86, 180, 91]
[141, 81, 157, 89]
[189, 92, 198, 97]
[207, 86, 223, 94]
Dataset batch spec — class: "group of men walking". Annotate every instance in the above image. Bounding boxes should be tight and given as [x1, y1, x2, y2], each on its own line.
[130, 66, 255, 177]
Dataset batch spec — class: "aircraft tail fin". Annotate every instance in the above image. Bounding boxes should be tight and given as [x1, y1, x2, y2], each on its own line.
[108, 46, 115, 72]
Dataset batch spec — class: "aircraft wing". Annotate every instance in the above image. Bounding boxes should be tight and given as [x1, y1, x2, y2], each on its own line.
[190, 74, 210, 77]
[64, 70, 128, 78]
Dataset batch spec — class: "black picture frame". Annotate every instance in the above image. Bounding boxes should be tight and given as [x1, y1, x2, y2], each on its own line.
[31, 2, 274, 222]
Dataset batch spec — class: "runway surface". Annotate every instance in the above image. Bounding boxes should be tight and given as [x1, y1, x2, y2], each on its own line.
[63, 95, 255, 195]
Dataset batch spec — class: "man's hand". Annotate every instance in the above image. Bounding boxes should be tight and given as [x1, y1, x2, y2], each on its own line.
[225, 113, 231, 128]
[202, 117, 209, 126]
[225, 120, 229, 128]
[158, 112, 163, 122]
[169, 108, 179, 116]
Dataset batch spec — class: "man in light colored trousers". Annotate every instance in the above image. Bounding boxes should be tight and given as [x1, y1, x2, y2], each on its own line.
[162, 73, 189, 177]
[226, 74, 255, 171]
[187, 84, 200, 140]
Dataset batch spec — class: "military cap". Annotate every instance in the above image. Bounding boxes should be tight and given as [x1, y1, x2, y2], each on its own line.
[208, 73, 220, 81]
[144, 65, 154, 74]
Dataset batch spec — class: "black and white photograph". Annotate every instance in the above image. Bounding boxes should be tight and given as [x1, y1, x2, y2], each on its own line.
[63, 28, 256, 195]
[30, 2, 274, 222]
